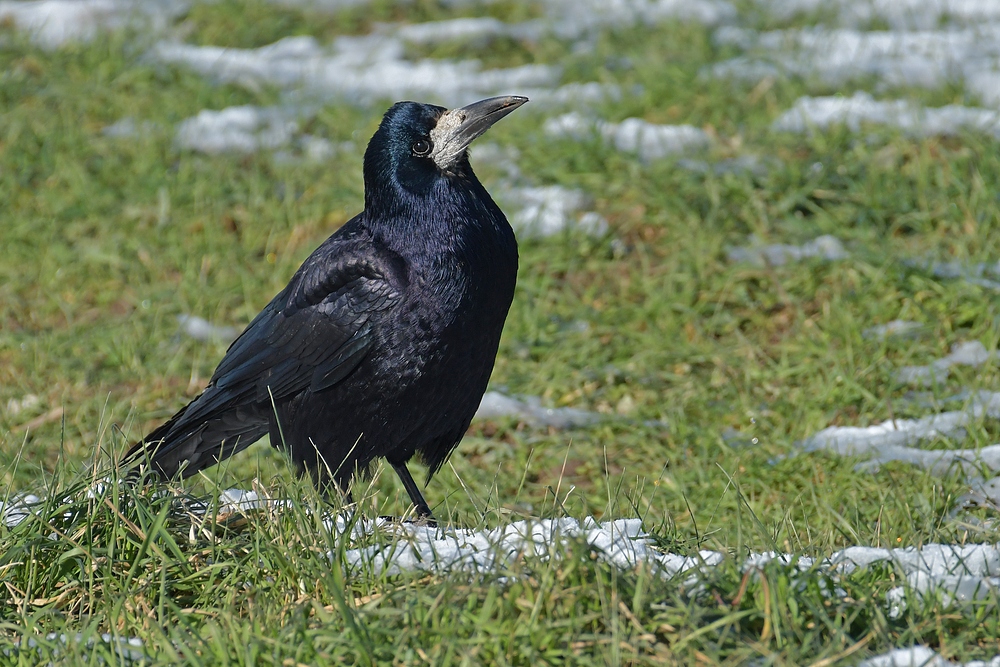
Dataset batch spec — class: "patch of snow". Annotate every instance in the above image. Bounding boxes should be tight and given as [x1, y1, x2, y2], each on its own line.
[773, 93, 1000, 138]
[469, 142, 523, 180]
[743, 551, 815, 570]
[437, 0, 736, 41]
[147, 6, 644, 112]
[802, 391, 1000, 456]
[176, 314, 240, 342]
[343, 516, 724, 577]
[149, 35, 559, 108]
[475, 390, 602, 428]
[170, 102, 354, 160]
[544, 112, 710, 162]
[298, 134, 338, 162]
[0, 493, 43, 528]
[829, 543, 1000, 624]
[469, 147, 607, 238]
[910, 258, 1000, 292]
[519, 82, 623, 108]
[711, 25, 1000, 99]
[854, 443, 1000, 476]
[895, 341, 995, 386]
[863, 320, 924, 340]
[175, 106, 302, 155]
[956, 476, 1000, 510]
[801, 391, 1000, 479]
[539, 0, 737, 39]
[858, 646, 950, 667]
[726, 234, 848, 266]
[499, 186, 609, 238]
[397, 16, 544, 45]
[102, 117, 159, 139]
[967, 70, 1000, 107]
[8, 632, 145, 662]
[8, 481, 1000, 643]
[5, 394, 41, 417]
[753, 0, 1000, 31]
[217, 488, 269, 513]
[0, 0, 185, 48]
[264, 0, 367, 9]
[905, 569, 1000, 603]
[337, 516, 1000, 628]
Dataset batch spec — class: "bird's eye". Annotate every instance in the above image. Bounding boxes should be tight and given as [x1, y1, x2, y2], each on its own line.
[412, 139, 432, 156]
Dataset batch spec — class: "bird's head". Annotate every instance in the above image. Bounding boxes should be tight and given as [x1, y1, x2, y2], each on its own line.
[363, 96, 528, 206]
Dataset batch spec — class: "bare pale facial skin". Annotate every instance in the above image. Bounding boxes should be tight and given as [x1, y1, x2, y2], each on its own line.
[426, 96, 528, 174]
[428, 108, 470, 171]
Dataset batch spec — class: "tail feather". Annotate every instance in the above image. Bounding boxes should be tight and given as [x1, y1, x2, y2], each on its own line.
[126, 393, 268, 479]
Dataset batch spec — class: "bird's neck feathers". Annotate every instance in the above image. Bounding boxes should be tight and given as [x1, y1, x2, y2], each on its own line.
[363, 161, 508, 246]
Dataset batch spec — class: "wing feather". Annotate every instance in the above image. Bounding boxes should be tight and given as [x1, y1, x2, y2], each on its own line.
[130, 222, 407, 474]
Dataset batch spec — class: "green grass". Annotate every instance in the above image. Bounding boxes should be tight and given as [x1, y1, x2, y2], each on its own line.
[3, 1, 1000, 664]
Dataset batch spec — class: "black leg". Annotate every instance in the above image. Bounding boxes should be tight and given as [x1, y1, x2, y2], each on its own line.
[390, 461, 435, 524]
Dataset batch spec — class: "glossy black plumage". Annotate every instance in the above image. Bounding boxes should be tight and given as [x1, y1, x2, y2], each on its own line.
[126, 96, 527, 519]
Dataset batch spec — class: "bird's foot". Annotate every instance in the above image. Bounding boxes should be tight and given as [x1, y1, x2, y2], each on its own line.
[377, 514, 437, 528]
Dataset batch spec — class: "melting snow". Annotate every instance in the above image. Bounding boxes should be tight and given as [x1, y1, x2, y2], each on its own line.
[895, 341, 995, 387]
[712, 25, 1000, 102]
[264, 0, 367, 9]
[863, 320, 924, 341]
[397, 16, 544, 44]
[5, 483, 1000, 667]
[537, 0, 736, 38]
[0, 0, 736, 51]
[910, 258, 1000, 292]
[860, 646, 1000, 667]
[800, 390, 1000, 480]
[344, 517, 723, 577]
[7, 632, 145, 662]
[958, 476, 1000, 511]
[474, 390, 602, 428]
[854, 443, 1000, 477]
[176, 314, 240, 342]
[174, 106, 302, 155]
[499, 186, 609, 238]
[0, 0, 185, 48]
[182, 491, 1000, 635]
[0, 493, 42, 528]
[523, 81, 623, 108]
[101, 117, 159, 139]
[149, 35, 559, 108]
[467, 146, 609, 238]
[544, 112, 710, 162]
[727, 234, 848, 266]
[773, 92, 1000, 138]
[801, 390, 1000, 456]
[5, 394, 41, 417]
[165, 109, 610, 234]
[752, 0, 1000, 31]
[140, 0, 730, 109]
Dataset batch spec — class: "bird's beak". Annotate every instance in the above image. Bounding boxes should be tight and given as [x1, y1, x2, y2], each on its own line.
[430, 95, 529, 171]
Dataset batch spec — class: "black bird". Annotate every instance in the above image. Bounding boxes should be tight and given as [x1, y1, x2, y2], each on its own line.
[126, 95, 527, 521]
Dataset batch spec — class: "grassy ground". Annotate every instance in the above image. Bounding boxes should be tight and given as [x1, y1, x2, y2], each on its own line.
[2, 0, 1000, 664]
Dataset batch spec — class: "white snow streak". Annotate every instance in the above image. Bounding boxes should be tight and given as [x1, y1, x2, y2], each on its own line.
[544, 112, 711, 162]
[773, 93, 1000, 138]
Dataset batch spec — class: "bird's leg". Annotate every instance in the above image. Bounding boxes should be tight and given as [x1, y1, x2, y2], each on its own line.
[390, 461, 436, 525]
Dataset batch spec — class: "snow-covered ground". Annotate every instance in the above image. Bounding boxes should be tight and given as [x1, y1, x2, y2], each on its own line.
[3, 486, 999, 666]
